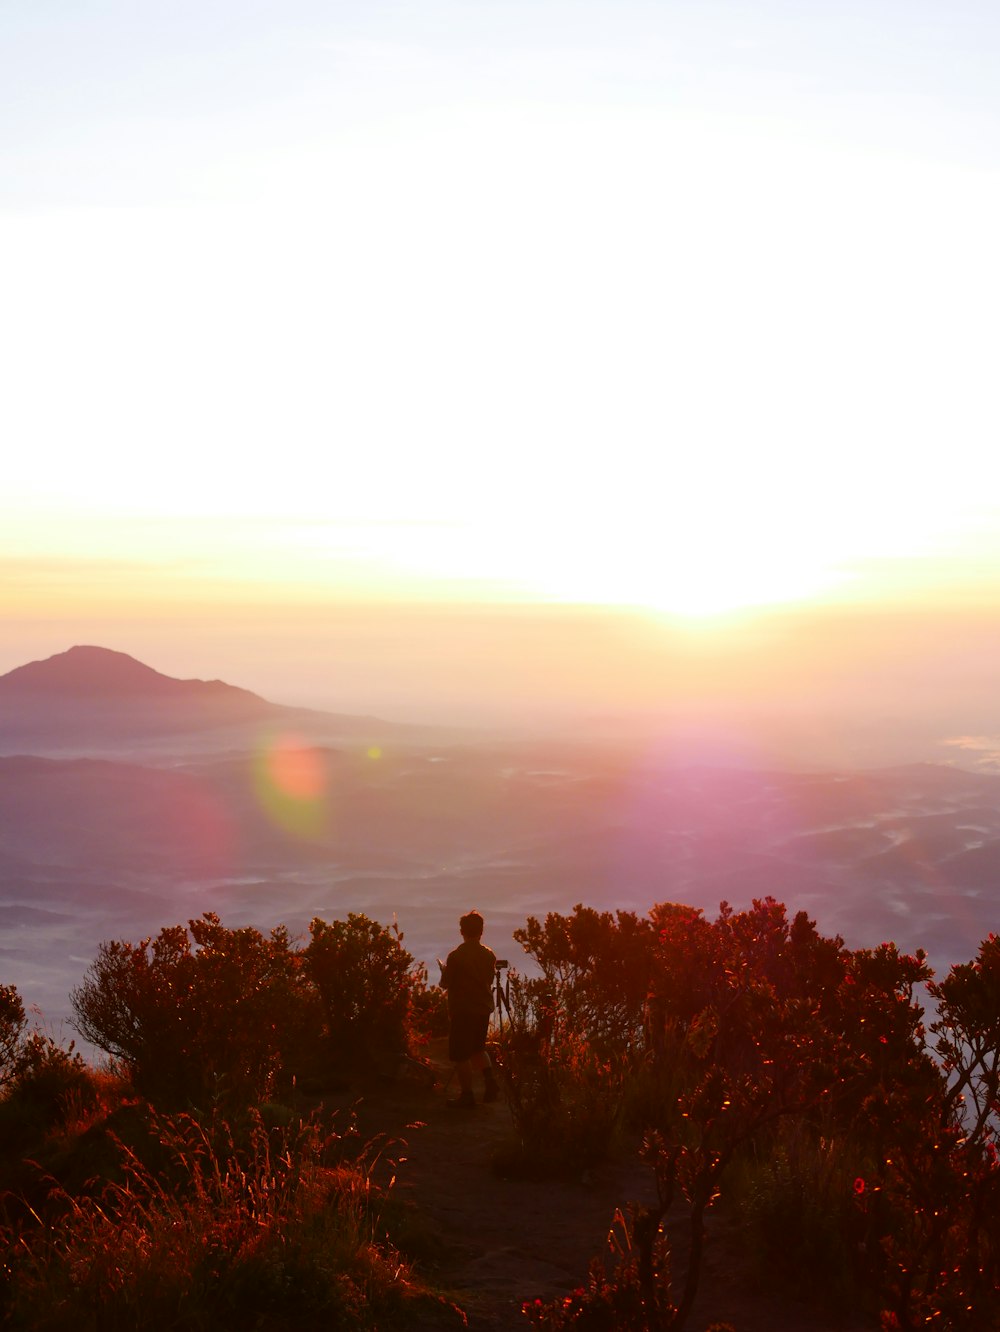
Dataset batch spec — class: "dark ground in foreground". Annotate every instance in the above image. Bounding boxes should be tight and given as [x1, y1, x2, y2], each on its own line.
[331, 1041, 877, 1332]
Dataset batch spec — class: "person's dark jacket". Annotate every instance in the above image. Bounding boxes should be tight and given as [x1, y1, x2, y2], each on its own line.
[441, 939, 496, 1017]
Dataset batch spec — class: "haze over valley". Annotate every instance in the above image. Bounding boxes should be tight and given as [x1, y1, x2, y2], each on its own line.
[3, 646, 998, 1046]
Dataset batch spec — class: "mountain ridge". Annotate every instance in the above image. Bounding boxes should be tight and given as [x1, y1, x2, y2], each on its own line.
[0, 645, 410, 751]
[0, 645, 264, 702]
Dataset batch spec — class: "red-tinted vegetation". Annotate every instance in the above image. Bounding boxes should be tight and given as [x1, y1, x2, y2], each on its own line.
[1, 901, 998, 1330]
[501, 900, 998, 1330]
[69, 911, 434, 1108]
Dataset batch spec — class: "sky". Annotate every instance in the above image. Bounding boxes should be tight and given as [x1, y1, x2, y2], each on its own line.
[3, 1, 1000, 729]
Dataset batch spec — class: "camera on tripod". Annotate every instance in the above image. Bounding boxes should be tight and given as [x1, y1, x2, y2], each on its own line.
[495, 959, 509, 971]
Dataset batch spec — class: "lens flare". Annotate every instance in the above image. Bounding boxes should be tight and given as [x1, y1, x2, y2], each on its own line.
[154, 775, 237, 879]
[253, 733, 329, 838]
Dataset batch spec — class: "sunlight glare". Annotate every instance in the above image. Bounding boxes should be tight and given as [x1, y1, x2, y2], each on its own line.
[4, 103, 999, 616]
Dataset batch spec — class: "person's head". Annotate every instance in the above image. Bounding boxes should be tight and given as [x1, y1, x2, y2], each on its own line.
[459, 910, 484, 941]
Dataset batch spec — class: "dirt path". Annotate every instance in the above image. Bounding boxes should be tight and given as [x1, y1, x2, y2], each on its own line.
[393, 1079, 653, 1329]
[337, 1046, 878, 1332]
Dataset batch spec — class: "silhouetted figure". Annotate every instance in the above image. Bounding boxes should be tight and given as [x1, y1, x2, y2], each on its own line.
[438, 910, 500, 1109]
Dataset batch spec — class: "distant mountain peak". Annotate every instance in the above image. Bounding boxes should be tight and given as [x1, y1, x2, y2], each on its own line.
[0, 646, 412, 749]
[0, 646, 260, 701]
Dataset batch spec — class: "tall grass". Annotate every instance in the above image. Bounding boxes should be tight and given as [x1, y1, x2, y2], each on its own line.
[735, 1120, 869, 1311]
[1, 1108, 453, 1331]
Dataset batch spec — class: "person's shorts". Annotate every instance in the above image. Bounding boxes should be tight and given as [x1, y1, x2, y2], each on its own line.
[449, 1011, 490, 1063]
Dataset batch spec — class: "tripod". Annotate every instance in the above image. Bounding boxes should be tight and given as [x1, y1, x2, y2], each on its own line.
[493, 960, 511, 1035]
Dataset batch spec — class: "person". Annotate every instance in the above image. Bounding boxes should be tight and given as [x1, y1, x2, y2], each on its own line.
[438, 910, 501, 1109]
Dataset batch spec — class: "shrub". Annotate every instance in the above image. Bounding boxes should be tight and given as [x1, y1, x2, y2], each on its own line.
[493, 974, 630, 1176]
[930, 932, 1000, 1151]
[69, 910, 439, 1105]
[0, 1033, 95, 1146]
[0, 985, 114, 1160]
[513, 904, 655, 1054]
[522, 898, 1000, 1330]
[523, 897, 951, 1330]
[0, 985, 27, 1088]
[71, 914, 321, 1108]
[410, 973, 449, 1042]
[305, 914, 424, 1066]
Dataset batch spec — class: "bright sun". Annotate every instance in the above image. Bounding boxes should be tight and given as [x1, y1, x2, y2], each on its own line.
[7, 118, 994, 624]
[529, 533, 850, 617]
[317, 495, 854, 618]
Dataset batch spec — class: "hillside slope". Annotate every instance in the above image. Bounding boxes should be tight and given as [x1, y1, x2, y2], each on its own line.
[0, 646, 406, 751]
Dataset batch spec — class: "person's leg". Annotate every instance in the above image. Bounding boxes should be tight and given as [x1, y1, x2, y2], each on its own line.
[448, 1014, 477, 1107]
[447, 1015, 498, 1106]
[447, 1058, 476, 1108]
[469, 1048, 500, 1101]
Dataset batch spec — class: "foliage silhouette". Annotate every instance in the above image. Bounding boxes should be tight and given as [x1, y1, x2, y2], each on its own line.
[71, 913, 319, 1108]
[494, 971, 631, 1175]
[930, 932, 1000, 1148]
[305, 912, 427, 1067]
[71, 911, 433, 1109]
[513, 904, 655, 1054]
[0, 984, 27, 1089]
[2, 899, 997, 1329]
[517, 898, 1000, 1330]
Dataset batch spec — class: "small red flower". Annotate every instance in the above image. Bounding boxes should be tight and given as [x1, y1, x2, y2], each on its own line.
[854, 1177, 866, 1195]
